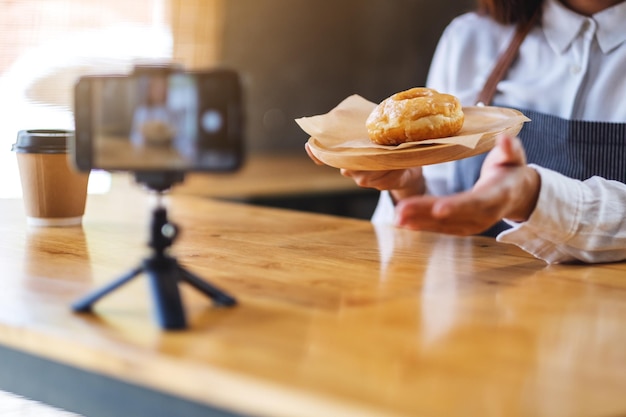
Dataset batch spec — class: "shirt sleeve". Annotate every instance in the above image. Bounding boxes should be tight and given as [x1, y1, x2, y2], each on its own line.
[497, 165, 626, 264]
[371, 191, 395, 225]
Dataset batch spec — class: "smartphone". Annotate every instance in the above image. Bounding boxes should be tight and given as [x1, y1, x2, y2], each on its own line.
[72, 67, 244, 173]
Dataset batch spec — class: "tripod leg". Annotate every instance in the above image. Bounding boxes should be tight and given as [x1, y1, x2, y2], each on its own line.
[144, 257, 187, 330]
[177, 265, 237, 307]
[72, 265, 144, 313]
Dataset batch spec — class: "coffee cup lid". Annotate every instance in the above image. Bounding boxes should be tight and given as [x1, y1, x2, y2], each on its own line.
[11, 129, 73, 154]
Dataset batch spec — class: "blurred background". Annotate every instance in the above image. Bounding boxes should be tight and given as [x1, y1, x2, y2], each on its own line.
[0, 0, 474, 214]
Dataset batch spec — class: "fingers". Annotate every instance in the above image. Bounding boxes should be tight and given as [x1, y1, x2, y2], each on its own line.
[500, 134, 527, 165]
[395, 189, 507, 236]
[340, 169, 400, 190]
[340, 168, 426, 196]
[304, 143, 325, 166]
[484, 134, 527, 169]
[395, 195, 486, 235]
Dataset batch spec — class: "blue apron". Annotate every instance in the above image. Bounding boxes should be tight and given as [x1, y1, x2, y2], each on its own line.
[451, 109, 626, 237]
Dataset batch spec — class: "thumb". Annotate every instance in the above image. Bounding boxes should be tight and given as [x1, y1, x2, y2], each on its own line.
[483, 134, 526, 170]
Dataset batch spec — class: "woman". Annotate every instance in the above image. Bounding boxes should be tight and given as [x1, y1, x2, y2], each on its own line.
[130, 75, 181, 149]
[307, 0, 626, 263]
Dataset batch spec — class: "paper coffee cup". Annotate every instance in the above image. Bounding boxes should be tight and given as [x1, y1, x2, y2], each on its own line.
[11, 130, 89, 227]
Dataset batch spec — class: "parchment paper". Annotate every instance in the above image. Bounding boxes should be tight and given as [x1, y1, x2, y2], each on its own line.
[295, 94, 489, 150]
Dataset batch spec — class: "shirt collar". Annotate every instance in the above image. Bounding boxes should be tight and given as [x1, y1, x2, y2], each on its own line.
[542, 0, 626, 54]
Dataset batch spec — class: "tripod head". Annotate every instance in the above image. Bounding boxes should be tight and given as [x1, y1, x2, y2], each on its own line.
[133, 171, 183, 255]
[134, 171, 185, 193]
[149, 205, 178, 255]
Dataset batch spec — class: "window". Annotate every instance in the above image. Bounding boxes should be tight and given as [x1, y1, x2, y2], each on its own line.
[0, 0, 171, 197]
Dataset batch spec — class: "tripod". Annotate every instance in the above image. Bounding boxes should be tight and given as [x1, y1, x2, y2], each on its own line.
[72, 191, 237, 330]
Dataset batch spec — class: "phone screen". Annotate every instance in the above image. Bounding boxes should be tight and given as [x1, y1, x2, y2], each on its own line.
[73, 70, 243, 172]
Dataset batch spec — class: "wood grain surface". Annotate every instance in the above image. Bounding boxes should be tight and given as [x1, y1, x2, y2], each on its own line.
[1, 174, 625, 417]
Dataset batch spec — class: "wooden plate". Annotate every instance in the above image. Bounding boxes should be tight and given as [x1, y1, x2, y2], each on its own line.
[306, 106, 529, 171]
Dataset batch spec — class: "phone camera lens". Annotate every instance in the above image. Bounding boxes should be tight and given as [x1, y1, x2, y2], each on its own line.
[201, 110, 223, 134]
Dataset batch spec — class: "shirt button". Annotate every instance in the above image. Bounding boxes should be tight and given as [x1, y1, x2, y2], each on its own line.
[571, 65, 582, 75]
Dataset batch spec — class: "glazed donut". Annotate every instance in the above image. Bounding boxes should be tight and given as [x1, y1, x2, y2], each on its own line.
[366, 87, 464, 145]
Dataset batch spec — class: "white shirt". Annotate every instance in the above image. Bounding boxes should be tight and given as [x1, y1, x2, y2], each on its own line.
[372, 0, 626, 263]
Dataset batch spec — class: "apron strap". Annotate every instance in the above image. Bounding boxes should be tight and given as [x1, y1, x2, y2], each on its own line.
[475, 11, 540, 106]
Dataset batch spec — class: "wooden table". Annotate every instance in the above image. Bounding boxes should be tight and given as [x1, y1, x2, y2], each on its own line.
[174, 153, 364, 199]
[174, 153, 379, 219]
[1, 174, 626, 417]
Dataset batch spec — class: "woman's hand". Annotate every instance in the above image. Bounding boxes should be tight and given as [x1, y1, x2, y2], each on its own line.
[395, 134, 541, 235]
[305, 143, 426, 200]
